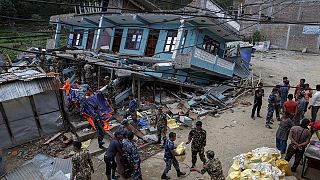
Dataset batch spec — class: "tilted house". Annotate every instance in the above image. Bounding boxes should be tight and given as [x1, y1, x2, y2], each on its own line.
[50, 0, 242, 83]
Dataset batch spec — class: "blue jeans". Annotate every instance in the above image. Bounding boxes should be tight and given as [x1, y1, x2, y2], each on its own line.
[276, 138, 287, 154]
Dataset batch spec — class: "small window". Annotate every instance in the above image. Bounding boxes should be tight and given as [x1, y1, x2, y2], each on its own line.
[202, 35, 220, 55]
[125, 29, 144, 50]
[72, 30, 84, 46]
[164, 30, 178, 53]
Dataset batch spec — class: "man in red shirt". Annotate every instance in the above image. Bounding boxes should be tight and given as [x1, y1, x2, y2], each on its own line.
[283, 94, 297, 119]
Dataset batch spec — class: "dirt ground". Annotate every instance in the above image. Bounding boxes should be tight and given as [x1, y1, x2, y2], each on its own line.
[89, 50, 320, 180]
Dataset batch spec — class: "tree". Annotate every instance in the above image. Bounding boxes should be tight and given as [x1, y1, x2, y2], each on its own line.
[0, 0, 17, 17]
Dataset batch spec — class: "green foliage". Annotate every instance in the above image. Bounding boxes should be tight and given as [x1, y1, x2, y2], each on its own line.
[252, 30, 262, 42]
[0, 0, 17, 17]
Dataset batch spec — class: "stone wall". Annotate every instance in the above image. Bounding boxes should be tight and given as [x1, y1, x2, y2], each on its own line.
[235, 0, 320, 53]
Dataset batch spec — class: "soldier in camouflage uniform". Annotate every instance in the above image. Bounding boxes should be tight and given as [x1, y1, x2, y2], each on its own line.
[155, 106, 167, 146]
[186, 121, 207, 168]
[122, 131, 142, 180]
[72, 141, 94, 180]
[192, 150, 224, 180]
[265, 88, 278, 129]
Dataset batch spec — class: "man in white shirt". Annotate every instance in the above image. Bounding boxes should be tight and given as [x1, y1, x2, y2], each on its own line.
[308, 85, 320, 122]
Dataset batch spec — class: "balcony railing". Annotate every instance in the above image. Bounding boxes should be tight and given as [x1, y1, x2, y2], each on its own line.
[174, 47, 235, 77]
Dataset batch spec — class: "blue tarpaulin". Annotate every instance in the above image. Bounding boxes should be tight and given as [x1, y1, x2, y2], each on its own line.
[239, 47, 253, 68]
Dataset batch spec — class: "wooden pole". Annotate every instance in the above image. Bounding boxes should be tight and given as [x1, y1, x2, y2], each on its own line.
[137, 77, 141, 108]
[132, 75, 136, 97]
[159, 85, 162, 104]
[153, 82, 156, 103]
[97, 66, 101, 89]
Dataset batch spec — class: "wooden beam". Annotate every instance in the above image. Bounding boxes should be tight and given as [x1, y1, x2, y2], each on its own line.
[28, 96, 43, 137]
[132, 75, 136, 97]
[137, 77, 141, 108]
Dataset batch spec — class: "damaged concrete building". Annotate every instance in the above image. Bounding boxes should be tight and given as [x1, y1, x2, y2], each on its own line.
[50, 0, 250, 83]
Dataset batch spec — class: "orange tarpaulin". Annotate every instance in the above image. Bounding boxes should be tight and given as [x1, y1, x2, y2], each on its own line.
[83, 112, 113, 131]
[63, 80, 71, 96]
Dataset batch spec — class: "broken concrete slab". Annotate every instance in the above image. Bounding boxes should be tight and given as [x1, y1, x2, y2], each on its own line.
[70, 121, 90, 132]
[75, 128, 96, 142]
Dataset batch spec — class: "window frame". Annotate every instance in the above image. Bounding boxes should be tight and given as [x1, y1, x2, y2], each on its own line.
[72, 30, 84, 46]
[163, 30, 178, 54]
[202, 35, 220, 55]
[124, 29, 144, 50]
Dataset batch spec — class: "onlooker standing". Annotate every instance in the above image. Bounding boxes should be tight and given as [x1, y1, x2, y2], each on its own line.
[294, 93, 306, 125]
[308, 85, 320, 122]
[279, 77, 290, 109]
[265, 88, 277, 129]
[104, 131, 123, 180]
[294, 79, 305, 100]
[161, 132, 186, 179]
[186, 121, 207, 168]
[283, 94, 297, 119]
[304, 84, 312, 113]
[285, 119, 311, 172]
[275, 112, 294, 155]
[251, 83, 264, 119]
[72, 141, 94, 180]
[275, 85, 282, 121]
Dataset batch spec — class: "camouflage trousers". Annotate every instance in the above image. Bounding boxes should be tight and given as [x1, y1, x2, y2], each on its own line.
[132, 165, 143, 180]
[191, 147, 206, 166]
[157, 126, 167, 145]
[266, 105, 275, 125]
[163, 158, 180, 176]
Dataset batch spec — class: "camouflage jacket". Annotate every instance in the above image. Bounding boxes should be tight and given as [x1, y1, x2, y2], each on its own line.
[155, 112, 167, 128]
[72, 150, 93, 179]
[201, 158, 224, 180]
[122, 139, 141, 165]
[188, 128, 206, 149]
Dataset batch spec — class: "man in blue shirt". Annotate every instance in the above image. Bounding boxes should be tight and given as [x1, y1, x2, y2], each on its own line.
[279, 77, 290, 110]
[104, 131, 123, 180]
[128, 95, 138, 123]
[161, 132, 186, 179]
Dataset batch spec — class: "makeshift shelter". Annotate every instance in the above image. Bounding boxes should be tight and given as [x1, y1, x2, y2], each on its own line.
[0, 69, 63, 148]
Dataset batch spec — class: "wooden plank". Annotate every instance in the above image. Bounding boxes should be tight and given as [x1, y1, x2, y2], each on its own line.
[43, 132, 62, 145]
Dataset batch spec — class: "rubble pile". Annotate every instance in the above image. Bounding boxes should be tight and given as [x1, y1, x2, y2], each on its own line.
[7, 132, 74, 161]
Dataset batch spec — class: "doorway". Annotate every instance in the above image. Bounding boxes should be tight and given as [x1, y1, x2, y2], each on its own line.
[112, 29, 123, 53]
[145, 30, 160, 57]
[86, 30, 95, 49]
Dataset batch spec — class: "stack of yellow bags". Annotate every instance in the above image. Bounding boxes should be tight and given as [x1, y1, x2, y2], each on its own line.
[227, 147, 291, 180]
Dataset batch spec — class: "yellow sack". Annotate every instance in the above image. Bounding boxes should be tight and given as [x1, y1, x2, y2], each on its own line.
[167, 119, 179, 129]
[228, 160, 241, 175]
[175, 142, 186, 162]
[226, 171, 241, 180]
[276, 159, 292, 176]
[240, 169, 254, 179]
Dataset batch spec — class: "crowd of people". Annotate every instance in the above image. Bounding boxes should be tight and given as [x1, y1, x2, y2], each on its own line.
[251, 77, 320, 172]
[69, 76, 320, 180]
[71, 102, 224, 180]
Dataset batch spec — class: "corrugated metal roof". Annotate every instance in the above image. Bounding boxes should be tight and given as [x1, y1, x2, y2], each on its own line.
[51, 158, 72, 177]
[5, 162, 44, 180]
[0, 69, 53, 84]
[0, 78, 60, 102]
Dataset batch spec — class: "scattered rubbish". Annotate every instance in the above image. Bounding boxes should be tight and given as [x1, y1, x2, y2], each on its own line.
[167, 119, 179, 129]
[142, 134, 158, 143]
